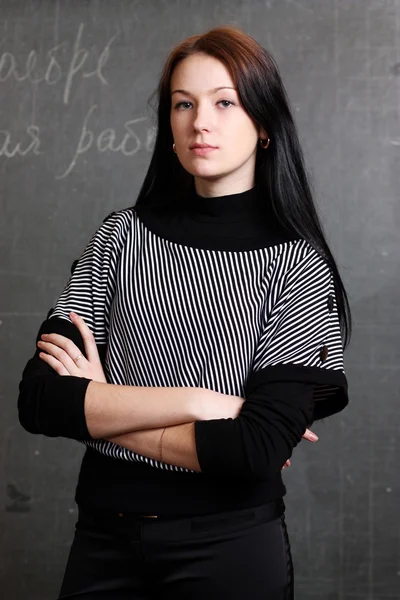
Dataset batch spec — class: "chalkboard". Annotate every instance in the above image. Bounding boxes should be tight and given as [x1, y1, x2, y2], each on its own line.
[1, 1, 399, 598]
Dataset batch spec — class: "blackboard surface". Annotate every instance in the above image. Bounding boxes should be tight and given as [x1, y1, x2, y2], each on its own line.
[1, 1, 399, 598]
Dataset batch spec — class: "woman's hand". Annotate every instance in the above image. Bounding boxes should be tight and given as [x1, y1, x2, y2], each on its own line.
[37, 311, 107, 383]
[281, 428, 319, 471]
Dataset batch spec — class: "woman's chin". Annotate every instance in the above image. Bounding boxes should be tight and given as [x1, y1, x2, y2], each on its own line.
[184, 163, 226, 180]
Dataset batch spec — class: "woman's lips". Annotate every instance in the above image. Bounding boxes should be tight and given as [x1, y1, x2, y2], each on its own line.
[190, 146, 217, 156]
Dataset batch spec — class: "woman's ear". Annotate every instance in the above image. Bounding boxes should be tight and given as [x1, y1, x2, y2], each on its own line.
[259, 127, 268, 140]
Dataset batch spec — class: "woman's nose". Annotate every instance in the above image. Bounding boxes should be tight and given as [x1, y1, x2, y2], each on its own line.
[192, 106, 212, 132]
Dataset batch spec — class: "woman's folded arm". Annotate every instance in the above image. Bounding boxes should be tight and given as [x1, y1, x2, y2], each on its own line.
[107, 380, 314, 477]
[18, 317, 207, 440]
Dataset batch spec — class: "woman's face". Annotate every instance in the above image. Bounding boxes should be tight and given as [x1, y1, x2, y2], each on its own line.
[170, 53, 264, 191]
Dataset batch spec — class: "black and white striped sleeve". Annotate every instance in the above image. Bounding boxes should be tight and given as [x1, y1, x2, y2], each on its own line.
[49, 210, 131, 340]
[249, 244, 348, 421]
[194, 244, 349, 481]
[18, 211, 132, 439]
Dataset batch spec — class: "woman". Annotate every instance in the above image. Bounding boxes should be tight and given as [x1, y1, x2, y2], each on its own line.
[18, 26, 351, 599]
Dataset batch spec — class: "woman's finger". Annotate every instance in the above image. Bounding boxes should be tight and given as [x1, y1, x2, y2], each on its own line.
[39, 352, 70, 376]
[40, 333, 83, 362]
[70, 312, 99, 363]
[38, 319, 107, 382]
[302, 428, 318, 442]
[38, 339, 84, 374]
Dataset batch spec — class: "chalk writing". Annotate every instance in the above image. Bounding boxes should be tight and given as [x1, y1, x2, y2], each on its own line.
[0, 126, 41, 157]
[0, 23, 117, 104]
[0, 22, 158, 176]
[57, 105, 152, 179]
[146, 126, 157, 152]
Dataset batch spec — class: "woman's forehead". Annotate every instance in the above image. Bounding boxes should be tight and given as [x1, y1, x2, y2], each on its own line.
[170, 54, 235, 93]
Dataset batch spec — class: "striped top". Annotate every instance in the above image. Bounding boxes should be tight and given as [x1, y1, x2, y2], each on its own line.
[19, 185, 348, 514]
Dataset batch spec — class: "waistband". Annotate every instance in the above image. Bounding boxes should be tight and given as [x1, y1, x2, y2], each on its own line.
[78, 498, 286, 540]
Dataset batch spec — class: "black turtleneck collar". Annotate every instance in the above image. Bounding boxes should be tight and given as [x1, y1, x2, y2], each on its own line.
[188, 184, 264, 223]
[134, 184, 298, 252]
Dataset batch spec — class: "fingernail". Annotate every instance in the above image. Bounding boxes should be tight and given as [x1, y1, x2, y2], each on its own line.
[70, 312, 76, 319]
[309, 433, 318, 441]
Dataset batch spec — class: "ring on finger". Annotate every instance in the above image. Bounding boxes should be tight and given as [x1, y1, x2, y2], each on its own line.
[74, 353, 84, 364]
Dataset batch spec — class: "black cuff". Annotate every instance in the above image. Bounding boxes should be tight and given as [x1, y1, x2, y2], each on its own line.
[18, 375, 93, 439]
[246, 364, 349, 421]
[195, 418, 241, 478]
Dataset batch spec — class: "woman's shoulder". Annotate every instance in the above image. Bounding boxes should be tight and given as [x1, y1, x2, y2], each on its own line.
[271, 235, 316, 259]
[101, 206, 136, 226]
[82, 207, 137, 255]
[271, 236, 331, 281]
[96, 206, 137, 238]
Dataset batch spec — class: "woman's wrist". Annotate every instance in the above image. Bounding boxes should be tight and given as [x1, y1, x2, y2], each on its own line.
[191, 387, 241, 421]
[188, 387, 212, 421]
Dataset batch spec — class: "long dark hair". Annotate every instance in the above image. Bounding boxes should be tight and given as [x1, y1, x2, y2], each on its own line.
[136, 26, 352, 348]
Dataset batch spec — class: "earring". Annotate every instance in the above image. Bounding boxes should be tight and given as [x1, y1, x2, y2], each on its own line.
[259, 137, 270, 149]
[172, 143, 177, 153]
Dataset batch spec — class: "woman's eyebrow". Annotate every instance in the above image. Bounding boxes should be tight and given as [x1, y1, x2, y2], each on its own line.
[171, 86, 237, 96]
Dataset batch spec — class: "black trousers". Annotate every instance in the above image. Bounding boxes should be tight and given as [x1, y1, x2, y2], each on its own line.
[58, 499, 293, 599]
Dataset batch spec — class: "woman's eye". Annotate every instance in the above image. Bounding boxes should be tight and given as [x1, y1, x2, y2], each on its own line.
[218, 100, 234, 108]
[174, 100, 235, 110]
[174, 101, 192, 110]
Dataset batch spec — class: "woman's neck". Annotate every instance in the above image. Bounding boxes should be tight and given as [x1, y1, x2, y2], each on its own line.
[188, 182, 264, 223]
[194, 174, 255, 198]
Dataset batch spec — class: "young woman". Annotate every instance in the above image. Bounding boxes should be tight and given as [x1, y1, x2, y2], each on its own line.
[18, 26, 351, 599]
